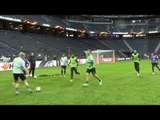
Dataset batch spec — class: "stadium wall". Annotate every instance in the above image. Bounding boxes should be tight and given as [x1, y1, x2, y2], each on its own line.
[0, 59, 87, 71]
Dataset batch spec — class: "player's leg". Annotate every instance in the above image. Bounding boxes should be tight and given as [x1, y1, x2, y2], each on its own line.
[135, 62, 140, 76]
[20, 74, 33, 93]
[64, 66, 66, 77]
[155, 63, 160, 71]
[74, 67, 80, 75]
[137, 62, 140, 74]
[70, 67, 74, 81]
[134, 62, 138, 72]
[13, 74, 19, 95]
[32, 67, 35, 77]
[152, 63, 155, 74]
[92, 68, 102, 85]
[134, 62, 137, 72]
[83, 69, 90, 86]
[61, 66, 63, 76]
[12, 80, 16, 86]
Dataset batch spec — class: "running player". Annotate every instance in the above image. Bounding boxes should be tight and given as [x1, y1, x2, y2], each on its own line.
[132, 50, 141, 76]
[83, 49, 102, 86]
[68, 54, 80, 82]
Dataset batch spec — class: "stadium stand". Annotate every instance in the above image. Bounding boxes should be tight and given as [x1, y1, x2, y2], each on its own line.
[1, 15, 160, 60]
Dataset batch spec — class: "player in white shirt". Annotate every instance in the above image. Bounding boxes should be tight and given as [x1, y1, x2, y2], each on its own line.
[60, 54, 68, 77]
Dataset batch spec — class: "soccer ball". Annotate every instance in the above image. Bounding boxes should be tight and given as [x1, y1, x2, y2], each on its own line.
[29, 74, 32, 77]
[36, 86, 41, 92]
[34, 75, 37, 78]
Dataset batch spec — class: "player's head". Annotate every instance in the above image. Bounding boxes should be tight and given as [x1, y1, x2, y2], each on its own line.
[19, 52, 25, 59]
[71, 54, 74, 58]
[87, 49, 92, 55]
[31, 52, 34, 56]
[133, 50, 137, 54]
[62, 54, 65, 57]
[153, 52, 156, 55]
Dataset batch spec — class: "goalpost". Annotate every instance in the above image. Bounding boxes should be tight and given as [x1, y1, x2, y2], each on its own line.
[84, 49, 116, 64]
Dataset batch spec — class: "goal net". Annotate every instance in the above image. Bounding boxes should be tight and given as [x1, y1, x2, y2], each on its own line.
[84, 50, 116, 64]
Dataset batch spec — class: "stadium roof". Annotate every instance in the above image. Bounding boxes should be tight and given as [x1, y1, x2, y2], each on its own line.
[81, 15, 160, 18]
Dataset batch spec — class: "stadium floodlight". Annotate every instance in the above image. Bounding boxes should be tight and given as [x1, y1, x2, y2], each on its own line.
[43, 24, 50, 27]
[148, 31, 158, 33]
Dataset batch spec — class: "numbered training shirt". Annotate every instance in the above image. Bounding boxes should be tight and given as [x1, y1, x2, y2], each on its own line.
[70, 57, 78, 67]
[132, 53, 140, 62]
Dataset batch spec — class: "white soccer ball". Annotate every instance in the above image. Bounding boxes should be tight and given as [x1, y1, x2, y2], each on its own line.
[29, 74, 32, 77]
[36, 86, 41, 92]
[34, 75, 37, 78]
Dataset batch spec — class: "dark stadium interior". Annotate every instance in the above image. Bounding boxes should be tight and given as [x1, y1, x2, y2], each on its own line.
[1, 15, 160, 61]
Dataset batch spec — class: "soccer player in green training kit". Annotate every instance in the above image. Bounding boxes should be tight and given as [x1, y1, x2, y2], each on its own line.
[68, 54, 80, 82]
[132, 50, 141, 76]
[83, 49, 102, 86]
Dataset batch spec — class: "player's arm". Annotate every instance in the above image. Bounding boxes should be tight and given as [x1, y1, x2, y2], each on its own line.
[68, 59, 71, 65]
[131, 54, 134, 60]
[21, 62, 29, 76]
[157, 55, 159, 63]
[88, 59, 93, 64]
[76, 58, 79, 66]
[34, 59, 36, 67]
[138, 54, 141, 61]
[27, 61, 30, 69]
[29, 58, 31, 63]
[88, 60, 94, 68]
[23, 66, 29, 75]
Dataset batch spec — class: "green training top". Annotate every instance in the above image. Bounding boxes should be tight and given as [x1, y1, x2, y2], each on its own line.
[87, 54, 95, 69]
[70, 57, 78, 67]
[132, 53, 140, 62]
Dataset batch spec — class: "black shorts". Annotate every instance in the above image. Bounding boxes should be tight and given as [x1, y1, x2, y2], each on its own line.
[61, 66, 66, 69]
[86, 68, 96, 75]
[152, 63, 158, 67]
[13, 74, 26, 81]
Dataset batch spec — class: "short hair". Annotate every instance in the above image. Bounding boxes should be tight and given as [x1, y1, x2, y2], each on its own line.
[88, 49, 92, 53]
[19, 52, 25, 58]
[153, 52, 156, 55]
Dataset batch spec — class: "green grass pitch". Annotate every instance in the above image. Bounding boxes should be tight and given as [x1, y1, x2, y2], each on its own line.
[1, 60, 160, 105]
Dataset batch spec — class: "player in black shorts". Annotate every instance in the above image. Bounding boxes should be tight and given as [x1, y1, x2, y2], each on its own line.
[60, 54, 68, 77]
[83, 50, 102, 86]
[12, 52, 33, 95]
